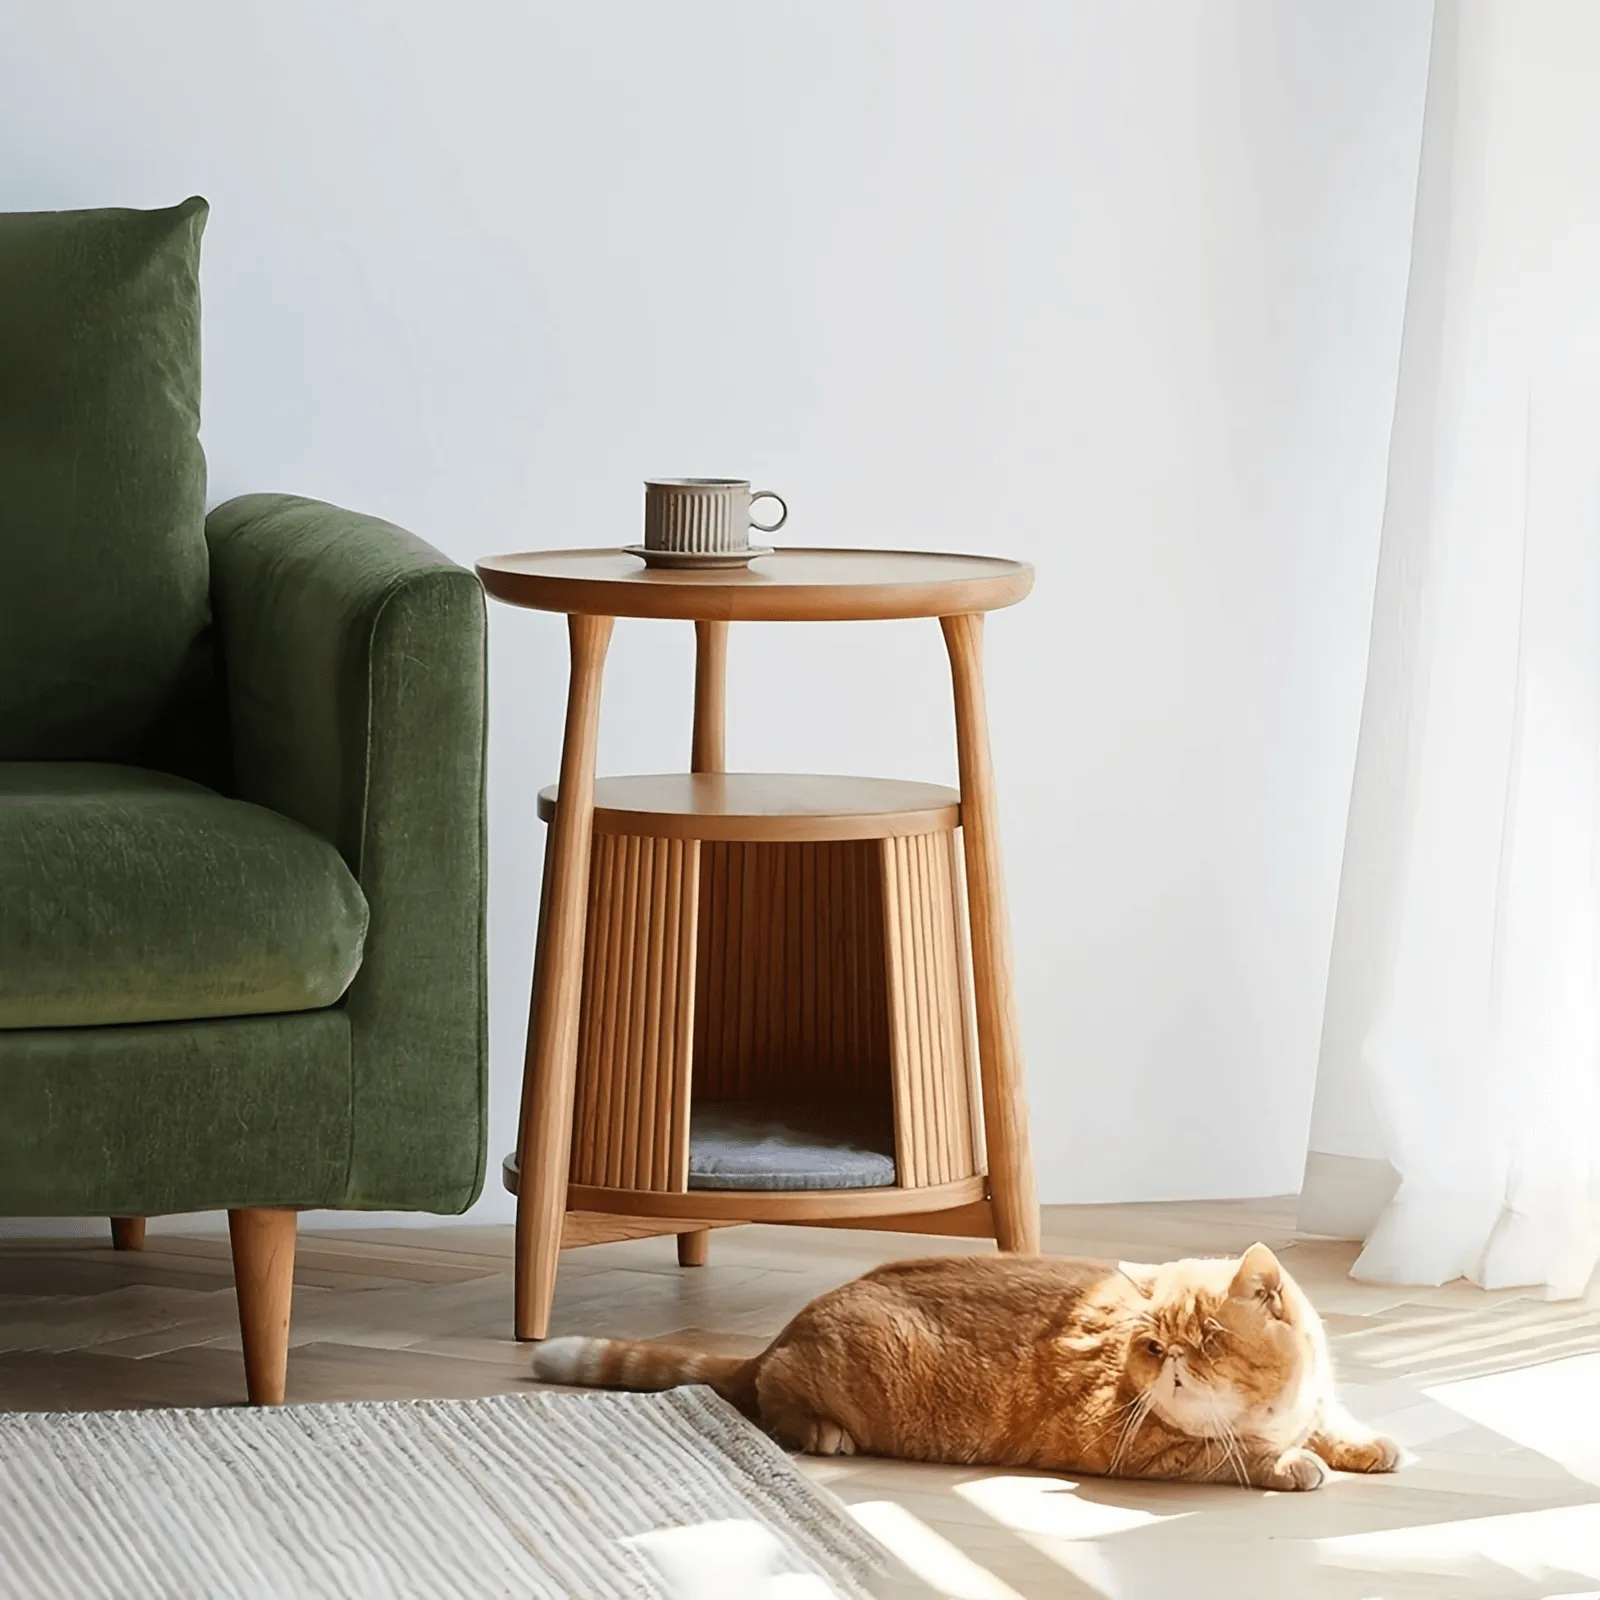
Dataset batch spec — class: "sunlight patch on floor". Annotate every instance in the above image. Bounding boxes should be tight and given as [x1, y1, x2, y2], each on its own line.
[847, 1501, 1024, 1600]
[954, 1474, 1181, 1540]
[1426, 1352, 1600, 1484]
[1314, 1502, 1600, 1585]
[951, 1474, 1194, 1595]
[626, 1519, 842, 1598]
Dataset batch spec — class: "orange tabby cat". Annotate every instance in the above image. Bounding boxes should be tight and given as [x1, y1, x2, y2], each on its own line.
[533, 1244, 1398, 1490]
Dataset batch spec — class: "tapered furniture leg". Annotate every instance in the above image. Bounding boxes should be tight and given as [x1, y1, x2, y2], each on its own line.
[676, 1229, 710, 1267]
[516, 612, 615, 1339]
[941, 612, 1040, 1253]
[109, 1216, 146, 1251]
[674, 617, 730, 1271]
[228, 1206, 297, 1405]
[691, 618, 728, 773]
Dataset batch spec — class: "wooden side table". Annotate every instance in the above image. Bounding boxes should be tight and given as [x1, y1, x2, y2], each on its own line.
[475, 547, 1039, 1340]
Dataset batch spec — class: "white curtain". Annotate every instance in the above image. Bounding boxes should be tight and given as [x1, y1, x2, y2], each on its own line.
[1300, 0, 1600, 1298]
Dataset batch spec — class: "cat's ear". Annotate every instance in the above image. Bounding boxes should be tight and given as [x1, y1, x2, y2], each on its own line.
[1116, 1261, 1157, 1297]
[1229, 1242, 1283, 1301]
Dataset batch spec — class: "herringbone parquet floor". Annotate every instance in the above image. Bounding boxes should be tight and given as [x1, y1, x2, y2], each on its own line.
[4, 1201, 1599, 1597]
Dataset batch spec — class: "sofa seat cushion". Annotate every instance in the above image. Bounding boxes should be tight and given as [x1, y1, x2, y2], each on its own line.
[0, 764, 368, 1029]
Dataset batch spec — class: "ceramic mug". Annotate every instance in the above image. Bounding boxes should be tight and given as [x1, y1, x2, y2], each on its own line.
[643, 479, 788, 555]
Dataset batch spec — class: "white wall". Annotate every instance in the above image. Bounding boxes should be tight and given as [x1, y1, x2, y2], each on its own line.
[2, 1, 1432, 1220]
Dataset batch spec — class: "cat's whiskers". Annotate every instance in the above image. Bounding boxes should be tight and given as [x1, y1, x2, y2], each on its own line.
[1212, 1414, 1249, 1487]
[1083, 1391, 1146, 1454]
[1081, 1395, 1145, 1446]
[1109, 1387, 1157, 1473]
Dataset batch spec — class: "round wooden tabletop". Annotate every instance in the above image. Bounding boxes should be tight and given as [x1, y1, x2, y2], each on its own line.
[536, 772, 961, 841]
[475, 547, 1033, 622]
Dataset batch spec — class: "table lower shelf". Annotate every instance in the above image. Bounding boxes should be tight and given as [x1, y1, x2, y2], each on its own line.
[536, 771, 961, 842]
[501, 1150, 986, 1224]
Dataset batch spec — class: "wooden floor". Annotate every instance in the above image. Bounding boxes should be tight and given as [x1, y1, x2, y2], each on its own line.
[5, 1201, 1600, 1598]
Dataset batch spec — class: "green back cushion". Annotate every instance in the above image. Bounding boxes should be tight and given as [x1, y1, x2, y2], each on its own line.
[0, 197, 209, 760]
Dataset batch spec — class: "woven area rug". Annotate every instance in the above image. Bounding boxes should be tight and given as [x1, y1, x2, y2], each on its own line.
[0, 1388, 888, 1598]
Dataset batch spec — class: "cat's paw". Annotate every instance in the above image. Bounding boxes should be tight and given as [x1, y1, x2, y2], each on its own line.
[1265, 1448, 1328, 1492]
[1311, 1425, 1402, 1474]
[802, 1418, 858, 1457]
[1332, 1433, 1401, 1474]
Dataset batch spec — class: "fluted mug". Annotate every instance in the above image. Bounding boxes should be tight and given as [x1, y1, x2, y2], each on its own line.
[642, 479, 787, 557]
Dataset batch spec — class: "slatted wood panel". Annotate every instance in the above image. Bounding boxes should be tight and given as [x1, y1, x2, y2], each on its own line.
[570, 835, 700, 1191]
[880, 833, 981, 1189]
[693, 840, 891, 1107]
[934, 832, 985, 1171]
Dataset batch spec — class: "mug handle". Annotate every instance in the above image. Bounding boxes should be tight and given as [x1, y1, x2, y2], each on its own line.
[749, 490, 788, 535]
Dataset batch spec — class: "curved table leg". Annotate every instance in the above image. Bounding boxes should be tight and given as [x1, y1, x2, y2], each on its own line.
[941, 612, 1040, 1253]
[676, 618, 729, 1269]
[516, 612, 614, 1339]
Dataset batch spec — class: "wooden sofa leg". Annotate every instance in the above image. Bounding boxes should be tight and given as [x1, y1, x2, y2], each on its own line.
[676, 1230, 710, 1267]
[110, 1217, 146, 1251]
[228, 1207, 297, 1405]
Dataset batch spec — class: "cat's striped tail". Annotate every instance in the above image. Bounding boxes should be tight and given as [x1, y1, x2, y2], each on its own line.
[533, 1336, 756, 1408]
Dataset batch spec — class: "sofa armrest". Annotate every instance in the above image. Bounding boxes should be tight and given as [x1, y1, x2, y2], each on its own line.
[206, 493, 487, 1211]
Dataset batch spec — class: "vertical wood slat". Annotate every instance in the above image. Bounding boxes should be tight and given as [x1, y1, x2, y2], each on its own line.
[830, 844, 847, 1094]
[928, 834, 954, 1177]
[881, 836, 920, 1187]
[570, 834, 700, 1192]
[734, 843, 756, 1100]
[929, 835, 974, 1180]
[582, 833, 625, 1188]
[880, 830, 981, 1190]
[604, 840, 636, 1188]
[606, 837, 644, 1186]
[949, 828, 988, 1173]
[668, 838, 700, 1190]
[699, 839, 727, 1099]
[903, 835, 932, 1185]
[602, 836, 638, 1185]
[912, 833, 935, 1181]
[909, 834, 935, 1184]
[701, 838, 726, 1095]
[842, 847, 858, 1094]
[572, 834, 618, 1189]
[915, 832, 934, 1184]
[800, 843, 815, 1074]
[640, 832, 678, 1184]
[785, 842, 803, 1073]
[762, 843, 782, 1077]
[648, 838, 680, 1190]
[627, 840, 667, 1188]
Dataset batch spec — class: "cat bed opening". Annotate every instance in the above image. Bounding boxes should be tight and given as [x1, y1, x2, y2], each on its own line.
[687, 1101, 897, 1191]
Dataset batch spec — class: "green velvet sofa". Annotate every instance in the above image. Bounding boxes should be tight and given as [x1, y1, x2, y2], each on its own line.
[0, 199, 488, 1403]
